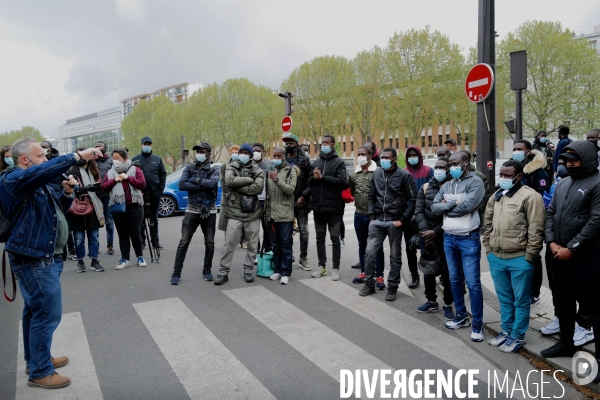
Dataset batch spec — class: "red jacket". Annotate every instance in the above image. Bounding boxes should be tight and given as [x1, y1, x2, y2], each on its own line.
[101, 167, 146, 204]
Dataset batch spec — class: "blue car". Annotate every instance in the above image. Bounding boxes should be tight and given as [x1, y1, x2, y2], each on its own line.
[159, 164, 222, 217]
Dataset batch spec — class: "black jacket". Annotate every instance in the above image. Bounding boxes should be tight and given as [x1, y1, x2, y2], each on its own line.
[65, 166, 102, 232]
[305, 150, 348, 215]
[415, 176, 451, 235]
[532, 139, 555, 179]
[179, 160, 220, 209]
[368, 165, 417, 224]
[132, 152, 167, 194]
[293, 150, 313, 202]
[546, 141, 600, 253]
[518, 150, 550, 196]
[96, 155, 113, 181]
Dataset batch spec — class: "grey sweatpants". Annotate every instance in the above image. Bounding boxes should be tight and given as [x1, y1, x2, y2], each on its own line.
[218, 218, 260, 275]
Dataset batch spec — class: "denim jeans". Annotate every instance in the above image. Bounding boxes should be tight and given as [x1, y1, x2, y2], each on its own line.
[294, 207, 309, 258]
[354, 213, 384, 276]
[73, 229, 100, 260]
[444, 231, 483, 330]
[314, 212, 341, 269]
[268, 221, 294, 276]
[141, 192, 161, 244]
[488, 254, 533, 340]
[173, 212, 216, 275]
[365, 220, 403, 288]
[9, 254, 63, 380]
[100, 196, 114, 246]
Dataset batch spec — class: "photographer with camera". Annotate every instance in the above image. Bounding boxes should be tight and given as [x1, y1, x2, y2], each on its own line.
[65, 148, 106, 273]
[0, 138, 100, 389]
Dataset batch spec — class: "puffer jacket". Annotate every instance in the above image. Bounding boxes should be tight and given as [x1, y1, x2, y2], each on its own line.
[415, 174, 451, 235]
[306, 150, 349, 215]
[483, 182, 545, 263]
[546, 141, 600, 253]
[519, 150, 550, 196]
[368, 165, 417, 224]
[265, 161, 297, 222]
[224, 160, 264, 222]
[350, 160, 377, 216]
[179, 160, 220, 210]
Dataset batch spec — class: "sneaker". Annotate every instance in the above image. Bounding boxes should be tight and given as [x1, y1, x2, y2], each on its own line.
[359, 282, 376, 297]
[214, 275, 228, 285]
[471, 329, 484, 342]
[530, 295, 540, 306]
[417, 301, 439, 313]
[157, 242, 164, 249]
[445, 316, 471, 330]
[244, 272, 254, 283]
[574, 325, 594, 347]
[170, 275, 181, 285]
[203, 272, 214, 282]
[115, 259, 131, 270]
[67, 252, 77, 260]
[407, 275, 420, 289]
[89, 259, 104, 272]
[331, 269, 340, 281]
[311, 266, 326, 278]
[27, 372, 71, 389]
[499, 337, 525, 353]
[280, 276, 290, 285]
[241, 241, 248, 249]
[340, 239, 345, 247]
[385, 287, 397, 301]
[488, 331, 510, 347]
[352, 273, 366, 284]
[270, 273, 282, 281]
[137, 256, 147, 267]
[107, 244, 115, 255]
[540, 317, 560, 336]
[376, 276, 386, 290]
[76, 260, 86, 273]
[25, 356, 68, 375]
[540, 342, 575, 358]
[350, 261, 361, 269]
[299, 258, 311, 271]
[442, 305, 455, 321]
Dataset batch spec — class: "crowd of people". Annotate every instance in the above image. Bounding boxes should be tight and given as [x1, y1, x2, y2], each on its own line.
[2, 126, 600, 388]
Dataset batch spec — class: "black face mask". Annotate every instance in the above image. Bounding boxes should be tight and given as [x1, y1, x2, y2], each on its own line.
[588, 140, 599, 149]
[77, 159, 87, 167]
[285, 146, 297, 154]
[566, 166, 581, 176]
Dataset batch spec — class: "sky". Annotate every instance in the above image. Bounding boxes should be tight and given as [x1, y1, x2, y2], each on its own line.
[0, 0, 599, 138]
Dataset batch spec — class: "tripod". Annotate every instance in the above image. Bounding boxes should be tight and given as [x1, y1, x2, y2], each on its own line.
[143, 194, 160, 263]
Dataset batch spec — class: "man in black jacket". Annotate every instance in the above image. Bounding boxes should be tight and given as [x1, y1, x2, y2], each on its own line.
[170, 142, 220, 285]
[94, 141, 115, 255]
[306, 134, 348, 281]
[132, 136, 167, 249]
[541, 141, 600, 374]
[359, 147, 417, 301]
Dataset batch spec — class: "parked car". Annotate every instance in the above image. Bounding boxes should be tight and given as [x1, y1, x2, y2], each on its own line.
[159, 164, 222, 217]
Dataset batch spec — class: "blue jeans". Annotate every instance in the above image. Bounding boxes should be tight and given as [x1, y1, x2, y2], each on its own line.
[9, 254, 63, 380]
[365, 220, 403, 288]
[73, 229, 100, 260]
[354, 213, 384, 276]
[444, 231, 483, 330]
[488, 253, 533, 340]
[101, 196, 114, 246]
[268, 221, 294, 276]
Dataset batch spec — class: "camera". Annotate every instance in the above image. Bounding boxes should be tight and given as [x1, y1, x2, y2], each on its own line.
[61, 174, 102, 196]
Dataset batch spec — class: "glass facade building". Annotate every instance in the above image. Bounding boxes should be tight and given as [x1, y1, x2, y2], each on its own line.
[59, 107, 122, 153]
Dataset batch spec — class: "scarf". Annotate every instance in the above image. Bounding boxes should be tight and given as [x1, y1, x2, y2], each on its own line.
[79, 166, 105, 227]
[107, 160, 144, 207]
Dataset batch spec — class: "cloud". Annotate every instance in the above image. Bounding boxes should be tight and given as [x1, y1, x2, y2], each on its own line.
[115, 0, 149, 27]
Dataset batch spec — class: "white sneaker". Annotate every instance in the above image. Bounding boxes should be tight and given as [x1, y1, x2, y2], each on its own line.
[115, 259, 131, 270]
[574, 324, 594, 347]
[269, 273, 281, 281]
[540, 317, 560, 336]
[471, 329, 484, 342]
[280, 276, 289, 285]
[311, 266, 326, 278]
[332, 269, 340, 281]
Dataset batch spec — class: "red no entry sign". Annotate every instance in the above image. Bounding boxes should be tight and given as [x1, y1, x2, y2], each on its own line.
[281, 116, 292, 133]
[465, 63, 494, 103]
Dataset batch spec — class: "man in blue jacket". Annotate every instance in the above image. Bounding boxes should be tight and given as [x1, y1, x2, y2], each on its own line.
[553, 125, 572, 175]
[0, 138, 100, 389]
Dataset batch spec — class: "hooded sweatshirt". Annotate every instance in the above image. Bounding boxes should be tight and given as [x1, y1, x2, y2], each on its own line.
[405, 146, 434, 191]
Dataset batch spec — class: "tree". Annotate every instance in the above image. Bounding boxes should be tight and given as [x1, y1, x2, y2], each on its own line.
[0, 126, 44, 146]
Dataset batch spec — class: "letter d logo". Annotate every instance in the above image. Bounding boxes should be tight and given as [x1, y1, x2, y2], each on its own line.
[572, 351, 598, 385]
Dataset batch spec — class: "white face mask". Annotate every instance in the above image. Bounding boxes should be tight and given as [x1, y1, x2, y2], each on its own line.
[357, 156, 368, 166]
[253, 152, 262, 161]
[113, 160, 122, 168]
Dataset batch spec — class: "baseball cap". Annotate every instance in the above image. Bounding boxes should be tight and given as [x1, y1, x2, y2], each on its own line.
[559, 148, 580, 160]
[444, 138, 457, 146]
[192, 142, 212, 152]
[141, 136, 153, 144]
[282, 133, 299, 143]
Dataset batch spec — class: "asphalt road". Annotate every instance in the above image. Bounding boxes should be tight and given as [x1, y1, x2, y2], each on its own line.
[0, 205, 586, 399]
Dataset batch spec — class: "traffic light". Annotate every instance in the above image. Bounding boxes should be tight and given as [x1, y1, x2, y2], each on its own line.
[278, 91, 295, 116]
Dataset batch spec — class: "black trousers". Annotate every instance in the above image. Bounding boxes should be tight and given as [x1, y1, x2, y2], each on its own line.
[113, 204, 144, 261]
[141, 192, 161, 244]
[173, 212, 216, 275]
[403, 223, 418, 279]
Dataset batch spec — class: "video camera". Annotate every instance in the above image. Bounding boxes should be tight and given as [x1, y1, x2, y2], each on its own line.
[61, 174, 102, 196]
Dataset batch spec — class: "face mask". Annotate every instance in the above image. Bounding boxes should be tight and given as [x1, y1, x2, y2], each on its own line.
[272, 159, 282, 166]
[380, 159, 392, 170]
[588, 140, 599, 149]
[449, 151, 454, 155]
[285, 146, 296, 154]
[253, 152, 262, 161]
[239, 154, 250, 164]
[498, 177, 516, 190]
[196, 154, 206, 163]
[434, 169, 447, 182]
[77, 159, 87, 167]
[142, 145, 152, 154]
[566, 166, 581, 176]
[357, 156, 368, 166]
[4, 157, 14, 166]
[512, 151, 526, 162]
[321, 145, 331, 154]
[231, 153, 239, 161]
[539, 137, 547, 144]
[305, 151, 310, 157]
[407, 157, 419, 166]
[42, 148, 49, 156]
[450, 166, 463, 179]
[113, 160, 122, 168]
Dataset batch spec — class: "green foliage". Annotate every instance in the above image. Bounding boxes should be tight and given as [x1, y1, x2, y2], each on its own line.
[0, 126, 44, 146]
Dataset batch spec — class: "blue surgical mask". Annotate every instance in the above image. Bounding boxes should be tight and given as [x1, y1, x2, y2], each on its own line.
[380, 159, 392, 170]
[142, 145, 152, 154]
[272, 159, 282, 166]
[408, 157, 419, 166]
[196, 154, 206, 163]
[450, 166, 463, 179]
[239, 154, 250, 164]
[321, 145, 331, 154]
[512, 151, 525, 162]
[498, 177, 516, 190]
[434, 169, 447, 182]
[4, 157, 14, 166]
[231, 153, 239, 161]
[539, 137, 547, 144]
